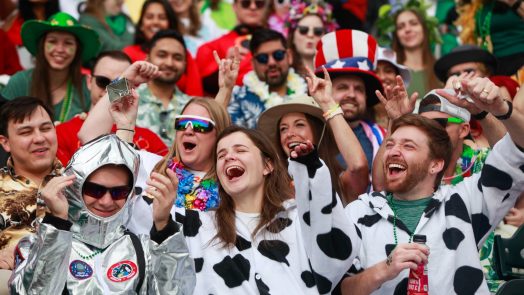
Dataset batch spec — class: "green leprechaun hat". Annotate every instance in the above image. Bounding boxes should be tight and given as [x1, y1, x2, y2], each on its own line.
[21, 12, 101, 63]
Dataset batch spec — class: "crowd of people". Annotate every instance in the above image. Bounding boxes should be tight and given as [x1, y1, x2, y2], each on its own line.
[0, 0, 523, 294]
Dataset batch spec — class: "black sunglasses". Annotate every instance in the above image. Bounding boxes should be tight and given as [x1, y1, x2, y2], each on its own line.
[297, 25, 324, 37]
[239, 0, 265, 9]
[254, 50, 286, 64]
[83, 181, 131, 200]
[94, 75, 112, 89]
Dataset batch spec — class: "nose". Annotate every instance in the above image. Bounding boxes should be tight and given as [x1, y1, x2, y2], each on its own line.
[33, 130, 46, 143]
[97, 191, 115, 207]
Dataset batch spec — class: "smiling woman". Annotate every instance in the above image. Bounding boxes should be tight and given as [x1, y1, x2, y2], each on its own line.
[1, 12, 100, 123]
[145, 125, 361, 294]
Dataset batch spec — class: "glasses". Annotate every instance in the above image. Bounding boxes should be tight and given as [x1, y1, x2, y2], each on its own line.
[447, 68, 477, 78]
[433, 117, 464, 128]
[297, 25, 324, 37]
[239, 0, 266, 9]
[94, 75, 112, 89]
[174, 115, 216, 133]
[254, 50, 286, 64]
[83, 181, 131, 200]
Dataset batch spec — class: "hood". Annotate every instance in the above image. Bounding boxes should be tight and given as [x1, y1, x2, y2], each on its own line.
[63, 134, 140, 248]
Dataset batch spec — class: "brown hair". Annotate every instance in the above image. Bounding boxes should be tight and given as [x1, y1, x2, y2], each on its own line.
[274, 113, 345, 199]
[84, 0, 111, 32]
[392, 9, 440, 91]
[390, 114, 452, 189]
[0, 96, 54, 137]
[213, 126, 294, 247]
[153, 97, 231, 176]
[30, 34, 86, 116]
[176, 0, 202, 37]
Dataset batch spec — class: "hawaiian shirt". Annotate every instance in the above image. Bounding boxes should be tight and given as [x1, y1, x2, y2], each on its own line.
[0, 158, 63, 269]
[136, 84, 191, 146]
[228, 68, 307, 129]
[441, 144, 490, 186]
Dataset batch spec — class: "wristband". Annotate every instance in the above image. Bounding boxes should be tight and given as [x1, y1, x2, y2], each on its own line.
[471, 111, 489, 120]
[323, 104, 343, 121]
[117, 128, 135, 133]
[494, 100, 513, 120]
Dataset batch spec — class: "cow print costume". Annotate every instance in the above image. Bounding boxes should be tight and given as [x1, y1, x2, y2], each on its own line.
[344, 135, 524, 294]
[130, 151, 360, 294]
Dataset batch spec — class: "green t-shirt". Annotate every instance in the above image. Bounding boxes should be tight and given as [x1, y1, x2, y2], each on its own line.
[78, 13, 134, 52]
[387, 194, 434, 235]
[1, 69, 91, 122]
[407, 69, 430, 100]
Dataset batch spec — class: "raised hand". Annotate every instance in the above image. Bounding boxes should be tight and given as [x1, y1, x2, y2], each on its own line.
[110, 88, 139, 130]
[121, 61, 160, 86]
[290, 140, 314, 158]
[383, 243, 429, 281]
[376, 75, 418, 120]
[214, 48, 240, 91]
[305, 66, 336, 112]
[39, 175, 76, 220]
[145, 169, 179, 231]
[437, 77, 508, 116]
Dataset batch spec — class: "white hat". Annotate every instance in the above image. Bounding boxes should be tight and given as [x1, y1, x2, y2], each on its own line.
[418, 89, 471, 122]
[377, 47, 411, 87]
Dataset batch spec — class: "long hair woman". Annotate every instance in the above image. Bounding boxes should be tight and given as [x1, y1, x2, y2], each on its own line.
[1, 12, 100, 122]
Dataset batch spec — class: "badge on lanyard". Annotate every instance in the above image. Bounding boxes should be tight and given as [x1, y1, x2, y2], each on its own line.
[69, 260, 93, 280]
[107, 260, 138, 282]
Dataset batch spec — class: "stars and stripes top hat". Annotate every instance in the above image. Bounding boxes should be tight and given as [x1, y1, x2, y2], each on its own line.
[315, 29, 383, 106]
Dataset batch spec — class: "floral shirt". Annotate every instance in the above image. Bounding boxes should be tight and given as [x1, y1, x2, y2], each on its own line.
[228, 68, 307, 129]
[136, 84, 191, 146]
[0, 158, 62, 269]
[441, 144, 490, 186]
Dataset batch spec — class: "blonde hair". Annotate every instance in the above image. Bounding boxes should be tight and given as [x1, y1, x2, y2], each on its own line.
[153, 97, 231, 176]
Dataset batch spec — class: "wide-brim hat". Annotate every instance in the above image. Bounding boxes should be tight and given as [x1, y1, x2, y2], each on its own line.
[434, 45, 497, 83]
[314, 29, 383, 106]
[377, 47, 411, 87]
[21, 12, 101, 63]
[257, 94, 324, 146]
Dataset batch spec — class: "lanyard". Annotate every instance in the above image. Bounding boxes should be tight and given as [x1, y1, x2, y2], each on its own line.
[58, 80, 73, 123]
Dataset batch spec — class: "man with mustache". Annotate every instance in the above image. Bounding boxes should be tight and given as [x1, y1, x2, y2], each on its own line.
[338, 79, 524, 294]
[227, 28, 307, 129]
[135, 29, 191, 146]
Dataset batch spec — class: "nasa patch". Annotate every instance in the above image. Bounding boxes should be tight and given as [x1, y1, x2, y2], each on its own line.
[107, 260, 138, 282]
[69, 260, 93, 280]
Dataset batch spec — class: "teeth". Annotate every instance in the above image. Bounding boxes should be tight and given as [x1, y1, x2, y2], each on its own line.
[226, 165, 244, 177]
[288, 142, 301, 149]
[388, 163, 406, 170]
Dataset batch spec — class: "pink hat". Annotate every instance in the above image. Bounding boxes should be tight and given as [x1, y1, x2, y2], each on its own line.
[314, 29, 383, 105]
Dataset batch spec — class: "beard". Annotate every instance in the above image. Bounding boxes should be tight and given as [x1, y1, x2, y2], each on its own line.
[155, 66, 183, 84]
[384, 159, 428, 194]
[264, 66, 288, 89]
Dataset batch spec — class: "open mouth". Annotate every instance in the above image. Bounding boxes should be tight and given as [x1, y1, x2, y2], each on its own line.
[387, 163, 407, 177]
[32, 147, 48, 155]
[183, 142, 196, 151]
[225, 165, 245, 180]
[287, 142, 302, 149]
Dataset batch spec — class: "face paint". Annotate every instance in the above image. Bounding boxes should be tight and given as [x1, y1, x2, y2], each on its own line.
[46, 43, 55, 52]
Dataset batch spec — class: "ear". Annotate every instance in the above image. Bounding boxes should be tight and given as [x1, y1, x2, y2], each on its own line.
[0, 135, 10, 153]
[428, 158, 445, 176]
[263, 159, 274, 176]
[459, 122, 470, 140]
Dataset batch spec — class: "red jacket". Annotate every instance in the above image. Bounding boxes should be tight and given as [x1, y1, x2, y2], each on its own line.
[56, 115, 168, 165]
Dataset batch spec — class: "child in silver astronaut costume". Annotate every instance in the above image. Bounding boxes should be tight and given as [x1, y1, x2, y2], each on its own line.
[9, 134, 195, 294]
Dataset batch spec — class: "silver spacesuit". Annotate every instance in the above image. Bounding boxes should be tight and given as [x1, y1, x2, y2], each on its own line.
[9, 135, 195, 294]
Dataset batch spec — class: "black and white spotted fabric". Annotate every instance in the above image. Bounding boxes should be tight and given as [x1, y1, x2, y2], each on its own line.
[344, 134, 524, 295]
[160, 157, 358, 294]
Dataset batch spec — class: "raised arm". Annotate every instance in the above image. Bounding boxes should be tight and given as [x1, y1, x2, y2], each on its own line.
[288, 143, 361, 294]
[305, 67, 369, 203]
[77, 61, 159, 144]
[214, 48, 240, 108]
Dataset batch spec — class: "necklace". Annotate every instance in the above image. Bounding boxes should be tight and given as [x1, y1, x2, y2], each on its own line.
[168, 159, 219, 211]
[58, 80, 73, 123]
[387, 193, 416, 245]
[73, 247, 103, 260]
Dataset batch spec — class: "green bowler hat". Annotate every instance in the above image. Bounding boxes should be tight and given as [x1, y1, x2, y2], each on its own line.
[21, 12, 101, 63]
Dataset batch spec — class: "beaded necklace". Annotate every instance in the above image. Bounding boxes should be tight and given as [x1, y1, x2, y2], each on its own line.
[387, 193, 429, 245]
[57, 80, 73, 123]
[73, 247, 103, 260]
